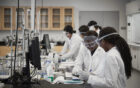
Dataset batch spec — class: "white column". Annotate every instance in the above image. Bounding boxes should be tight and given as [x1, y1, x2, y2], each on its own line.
[31, 0, 35, 30]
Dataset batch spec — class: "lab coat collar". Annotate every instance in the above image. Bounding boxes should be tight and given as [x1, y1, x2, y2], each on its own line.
[87, 46, 102, 57]
[92, 46, 103, 57]
[107, 46, 117, 53]
[70, 34, 75, 40]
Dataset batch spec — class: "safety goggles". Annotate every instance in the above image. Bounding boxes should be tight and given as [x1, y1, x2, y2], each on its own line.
[79, 32, 86, 35]
[63, 31, 70, 36]
[83, 35, 98, 48]
[84, 41, 97, 48]
[98, 33, 118, 41]
[96, 33, 119, 45]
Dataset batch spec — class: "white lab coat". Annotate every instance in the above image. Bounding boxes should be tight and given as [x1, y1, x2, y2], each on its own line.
[104, 47, 126, 88]
[73, 45, 126, 88]
[61, 34, 82, 61]
[88, 47, 126, 88]
[73, 45, 109, 87]
[89, 26, 100, 35]
[73, 44, 106, 73]
[96, 29, 100, 35]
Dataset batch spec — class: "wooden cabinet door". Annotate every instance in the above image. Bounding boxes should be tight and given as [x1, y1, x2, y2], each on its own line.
[2, 7, 12, 30]
[0, 7, 2, 30]
[25, 7, 31, 29]
[63, 7, 74, 28]
[51, 7, 63, 30]
[25, 7, 39, 30]
[39, 7, 51, 30]
[15, 7, 26, 30]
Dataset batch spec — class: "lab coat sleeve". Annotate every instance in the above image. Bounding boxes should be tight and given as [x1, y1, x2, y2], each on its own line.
[87, 54, 116, 88]
[61, 38, 81, 60]
[105, 55, 120, 87]
[60, 40, 69, 55]
[88, 70, 114, 88]
[88, 75, 109, 88]
[72, 45, 84, 73]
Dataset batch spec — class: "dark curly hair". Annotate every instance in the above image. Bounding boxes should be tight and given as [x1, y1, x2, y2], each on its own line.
[64, 25, 74, 34]
[87, 20, 97, 26]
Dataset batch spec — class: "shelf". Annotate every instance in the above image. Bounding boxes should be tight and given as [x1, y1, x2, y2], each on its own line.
[65, 23, 72, 25]
[40, 9, 48, 14]
[41, 22, 48, 23]
[53, 21, 60, 23]
[53, 14, 60, 16]
[65, 14, 72, 16]
[53, 9, 60, 15]
[4, 22, 11, 23]
[40, 23, 48, 28]
[128, 43, 140, 47]
[53, 23, 60, 27]
[4, 14, 11, 16]
[65, 9, 72, 14]
[65, 22, 72, 24]
[41, 14, 48, 15]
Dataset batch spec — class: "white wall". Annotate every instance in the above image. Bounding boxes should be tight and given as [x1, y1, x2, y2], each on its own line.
[126, 0, 140, 15]
[0, 0, 129, 41]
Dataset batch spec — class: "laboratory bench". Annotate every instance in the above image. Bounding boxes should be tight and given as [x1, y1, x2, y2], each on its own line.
[0, 45, 63, 57]
[3, 80, 89, 88]
[53, 46, 63, 53]
[0, 46, 15, 57]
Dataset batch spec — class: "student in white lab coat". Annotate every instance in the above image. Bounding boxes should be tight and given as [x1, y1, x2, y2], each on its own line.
[78, 25, 89, 39]
[73, 31, 111, 87]
[60, 25, 82, 61]
[87, 20, 102, 35]
[72, 25, 89, 71]
[87, 20, 97, 31]
[94, 25, 102, 35]
[98, 27, 132, 88]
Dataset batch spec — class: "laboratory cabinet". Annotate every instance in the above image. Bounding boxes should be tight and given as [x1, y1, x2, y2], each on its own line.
[39, 7, 50, 30]
[0, 7, 26, 30]
[0, 7, 2, 30]
[15, 7, 26, 30]
[1, 7, 15, 30]
[0, 6, 74, 30]
[137, 48, 140, 71]
[50, 7, 74, 30]
[25, 7, 38, 30]
[126, 1, 140, 71]
[63, 7, 74, 28]
[51, 7, 62, 30]
[130, 46, 139, 70]
[126, 0, 140, 44]
[25, 7, 31, 29]
[130, 45, 140, 71]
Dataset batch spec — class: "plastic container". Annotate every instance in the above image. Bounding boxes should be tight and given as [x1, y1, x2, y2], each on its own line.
[46, 62, 55, 82]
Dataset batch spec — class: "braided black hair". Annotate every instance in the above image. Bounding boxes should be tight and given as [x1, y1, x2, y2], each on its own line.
[99, 27, 132, 79]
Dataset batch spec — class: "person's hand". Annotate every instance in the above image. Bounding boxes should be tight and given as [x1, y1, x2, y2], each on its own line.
[79, 70, 90, 81]
[58, 55, 66, 63]
[72, 67, 82, 76]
